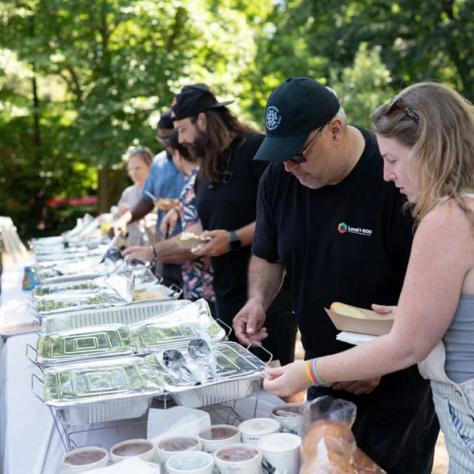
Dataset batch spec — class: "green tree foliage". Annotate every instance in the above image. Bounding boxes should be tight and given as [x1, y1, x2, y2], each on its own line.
[0, 0, 472, 237]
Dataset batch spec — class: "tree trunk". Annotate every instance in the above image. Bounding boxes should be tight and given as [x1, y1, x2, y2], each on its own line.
[97, 166, 129, 213]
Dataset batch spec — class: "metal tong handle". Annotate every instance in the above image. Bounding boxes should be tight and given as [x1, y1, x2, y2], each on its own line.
[246, 342, 274, 366]
[31, 373, 45, 402]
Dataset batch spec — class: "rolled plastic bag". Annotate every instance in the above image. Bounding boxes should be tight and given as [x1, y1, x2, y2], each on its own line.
[300, 396, 386, 473]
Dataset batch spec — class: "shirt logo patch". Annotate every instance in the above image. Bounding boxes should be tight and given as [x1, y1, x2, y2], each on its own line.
[337, 222, 348, 234]
[338, 222, 373, 237]
[265, 106, 282, 131]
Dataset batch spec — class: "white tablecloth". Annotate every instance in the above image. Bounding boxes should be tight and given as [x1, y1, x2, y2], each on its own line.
[0, 257, 37, 334]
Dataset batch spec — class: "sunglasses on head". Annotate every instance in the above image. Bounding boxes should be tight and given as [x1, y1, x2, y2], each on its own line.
[385, 95, 420, 125]
[288, 125, 326, 164]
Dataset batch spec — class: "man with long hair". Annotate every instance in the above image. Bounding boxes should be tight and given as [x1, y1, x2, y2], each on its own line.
[173, 83, 297, 365]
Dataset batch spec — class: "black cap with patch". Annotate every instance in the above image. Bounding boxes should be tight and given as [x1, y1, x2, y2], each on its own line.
[172, 83, 234, 121]
[253, 77, 340, 162]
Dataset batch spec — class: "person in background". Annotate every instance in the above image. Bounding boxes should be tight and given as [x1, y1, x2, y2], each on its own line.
[172, 83, 297, 366]
[124, 131, 215, 309]
[263, 81, 474, 473]
[116, 146, 154, 246]
[233, 77, 439, 473]
[114, 110, 186, 286]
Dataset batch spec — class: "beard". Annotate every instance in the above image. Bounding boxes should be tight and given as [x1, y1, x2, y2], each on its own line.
[184, 127, 207, 161]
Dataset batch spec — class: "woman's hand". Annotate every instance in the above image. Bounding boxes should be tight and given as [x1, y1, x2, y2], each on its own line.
[160, 208, 180, 237]
[263, 360, 308, 398]
[371, 304, 397, 315]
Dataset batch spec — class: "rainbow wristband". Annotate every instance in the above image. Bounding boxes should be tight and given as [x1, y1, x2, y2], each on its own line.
[310, 358, 328, 386]
[305, 360, 318, 386]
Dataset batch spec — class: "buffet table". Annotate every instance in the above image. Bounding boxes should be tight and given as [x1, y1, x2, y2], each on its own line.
[0, 261, 283, 474]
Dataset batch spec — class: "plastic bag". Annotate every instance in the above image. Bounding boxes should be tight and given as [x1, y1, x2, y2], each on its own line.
[300, 396, 386, 474]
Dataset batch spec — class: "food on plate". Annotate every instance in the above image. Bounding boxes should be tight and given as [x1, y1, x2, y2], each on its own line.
[330, 302, 369, 319]
[132, 288, 167, 302]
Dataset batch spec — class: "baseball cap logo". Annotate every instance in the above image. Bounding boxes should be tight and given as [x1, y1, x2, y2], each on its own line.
[265, 106, 282, 131]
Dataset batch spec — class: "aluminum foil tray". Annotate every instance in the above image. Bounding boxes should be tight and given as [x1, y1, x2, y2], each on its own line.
[33, 281, 102, 298]
[133, 299, 225, 353]
[37, 325, 135, 366]
[146, 341, 266, 408]
[41, 299, 192, 333]
[41, 356, 163, 425]
[170, 376, 262, 408]
[32, 291, 125, 316]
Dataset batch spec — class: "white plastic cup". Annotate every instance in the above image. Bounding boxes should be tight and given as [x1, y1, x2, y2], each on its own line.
[166, 451, 214, 474]
[258, 432, 301, 474]
[110, 438, 156, 463]
[214, 443, 262, 474]
[238, 418, 280, 445]
[155, 436, 201, 466]
[198, 424, 241, 453]
[62, 446, 109, 472]
[271, 403, 306, 436]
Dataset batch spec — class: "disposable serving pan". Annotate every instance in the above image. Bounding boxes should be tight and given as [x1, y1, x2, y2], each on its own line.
[41, 299, 191, 333]
[32, 267, 160, 300]
[31, 291, 125, 316]
[38, 356, 163, 425]
[32, 280, 103, 298]
[36, 324, 135, 366]
[132, 299, 225, 353]
[146, 341, 266, 408]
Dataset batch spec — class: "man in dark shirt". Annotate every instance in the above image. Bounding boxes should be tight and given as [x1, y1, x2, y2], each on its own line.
[172, 83, 297, 365]
[233, 77, 439, 473]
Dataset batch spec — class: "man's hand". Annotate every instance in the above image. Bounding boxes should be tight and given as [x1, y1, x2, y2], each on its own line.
[331, 377, 381, 395]
[160, 209, 180, 237]
[264, 361, 308, 398]
[232, 298, 268, 345]
[192, 229, 231, 257]
[123, 245, 154, 263]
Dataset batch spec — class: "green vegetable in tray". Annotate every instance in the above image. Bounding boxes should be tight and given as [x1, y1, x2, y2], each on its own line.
[34, 282, 99, 296]
[34, 292, 123, 313]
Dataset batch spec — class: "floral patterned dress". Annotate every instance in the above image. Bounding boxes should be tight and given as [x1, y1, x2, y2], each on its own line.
[179, 170, 214, 302]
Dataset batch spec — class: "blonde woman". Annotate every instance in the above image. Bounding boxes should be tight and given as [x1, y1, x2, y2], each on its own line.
[264, 82, 474, 472]
[117, 146, 154, 246]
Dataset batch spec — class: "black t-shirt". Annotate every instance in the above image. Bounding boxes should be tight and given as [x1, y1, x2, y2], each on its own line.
[253, 128, 413, 357]
[196, 131, 267, 312]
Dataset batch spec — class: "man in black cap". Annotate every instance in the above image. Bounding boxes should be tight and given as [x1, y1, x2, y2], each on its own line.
[233, 77, 439, 473]
[172, 83, 298, 366]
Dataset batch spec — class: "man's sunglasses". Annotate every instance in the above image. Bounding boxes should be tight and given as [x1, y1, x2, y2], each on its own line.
[385, 95, 420, 125]
[156, 134, 172, 145]
[288, 125, 326, 164]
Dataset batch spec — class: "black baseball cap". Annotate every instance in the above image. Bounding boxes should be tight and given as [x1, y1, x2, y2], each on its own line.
[253, 77, 340, 162]
[172, 84, 234, 120]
